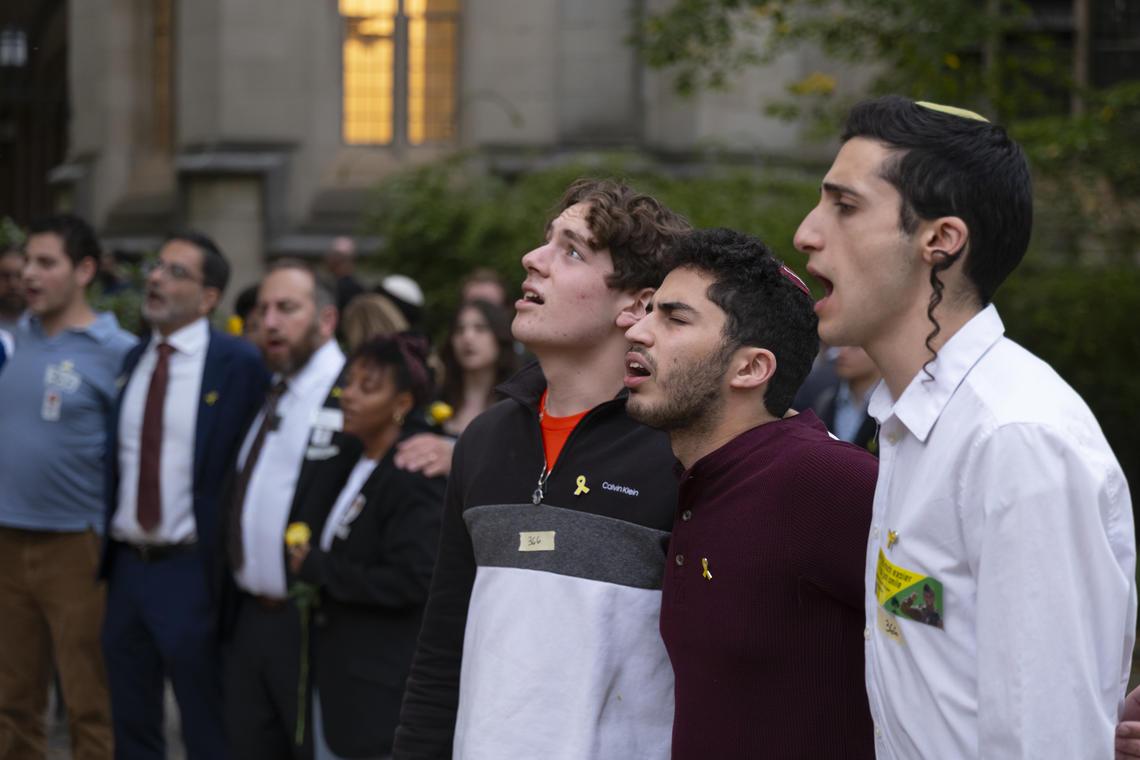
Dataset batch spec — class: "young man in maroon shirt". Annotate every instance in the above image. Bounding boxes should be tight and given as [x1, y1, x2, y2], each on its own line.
[624, 227, 877, 758]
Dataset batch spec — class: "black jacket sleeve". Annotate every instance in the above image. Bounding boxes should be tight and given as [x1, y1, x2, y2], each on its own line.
[296, 466, 445, 609]
[391, 431, 479, 759]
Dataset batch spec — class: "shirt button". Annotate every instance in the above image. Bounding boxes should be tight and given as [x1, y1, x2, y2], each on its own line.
[872, 526, 880, 539]
[863, 626, 871, 640]
[675, 554, 685, 566]
[681, 509, 692, 521]
[885, 432, 899, 446]
[874, 724, 883, 739]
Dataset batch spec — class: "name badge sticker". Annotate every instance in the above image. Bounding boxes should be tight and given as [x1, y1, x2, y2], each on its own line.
[518, 531, 556, 552]
[311, 407, 343, 432]
[44, 361, 82, 393]
[877, 606, 906, 645]
[41, 390, 61, 421]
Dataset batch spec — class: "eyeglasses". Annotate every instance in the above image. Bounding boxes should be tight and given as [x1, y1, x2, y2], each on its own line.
[143, 260, 203, 283]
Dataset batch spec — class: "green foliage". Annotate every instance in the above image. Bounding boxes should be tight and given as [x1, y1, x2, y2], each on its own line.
[1, 217, 25, 248]
[995, 264, 1140, 490]
[362, 153, 820, 335]
[636, 0, 1140, 261]
[89, 277, 144, 336]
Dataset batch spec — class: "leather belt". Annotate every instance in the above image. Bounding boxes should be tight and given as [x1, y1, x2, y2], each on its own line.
[251, 594, 286, 611]
[120, 541, 197, 562]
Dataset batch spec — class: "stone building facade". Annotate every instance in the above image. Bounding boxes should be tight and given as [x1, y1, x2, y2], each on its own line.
[49, 0, 838, 291]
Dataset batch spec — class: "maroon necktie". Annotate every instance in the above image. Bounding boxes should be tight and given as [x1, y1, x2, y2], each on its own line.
[137, 342, 174, 532]
[227, 380, 288, 570]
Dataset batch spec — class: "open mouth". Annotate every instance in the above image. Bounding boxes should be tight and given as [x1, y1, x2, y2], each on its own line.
[623, 351, 652, 388]
[806, 268, 833, 309]
[521, 291, 544, 305]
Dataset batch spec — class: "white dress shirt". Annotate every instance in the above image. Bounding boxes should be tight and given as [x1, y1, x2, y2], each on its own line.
[234, 338, 344, 599]
[864, 304, 1135, 758]
[112, 318, 208, 545]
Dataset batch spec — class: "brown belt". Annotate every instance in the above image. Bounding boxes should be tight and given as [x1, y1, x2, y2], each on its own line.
[119, 541, 198, 562]
[250, 594, 286, 611]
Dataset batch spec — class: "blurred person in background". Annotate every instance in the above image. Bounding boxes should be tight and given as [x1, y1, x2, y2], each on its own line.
[100, 230, 268, 760]
[0, 243, 27, 333]
[286, 334, 445, 760]
[232, 283, 263, 348]
[805, 345, 882, 453]
[459, 268, 510, 311]
[0, 213, 136, 760]
[393, 299, 518, 477]
[221, 260, 345, 760]
[437, 300, 518, 437]
[325, 236, 365, 316]
[340, 292, 409, 352]
[377, 274, 424, 333]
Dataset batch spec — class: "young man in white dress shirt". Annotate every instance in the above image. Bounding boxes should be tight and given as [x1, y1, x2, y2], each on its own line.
[222, 260, 345, 760]
[794, 95, 1134, 758]
[101, 231, 268, 759]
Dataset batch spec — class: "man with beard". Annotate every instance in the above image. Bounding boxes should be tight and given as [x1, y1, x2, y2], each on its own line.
[221, 259, 344, 760]
[623, 228, 877, 758]
[99, 231, 268, 759]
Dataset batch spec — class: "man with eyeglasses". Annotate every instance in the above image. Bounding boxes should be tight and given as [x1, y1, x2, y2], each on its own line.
[99, 230, 268, 759]
[0, 213, 136, 759]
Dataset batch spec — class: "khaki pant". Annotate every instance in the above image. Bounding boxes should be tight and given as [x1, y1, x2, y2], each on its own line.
[0, 527, 112, 760]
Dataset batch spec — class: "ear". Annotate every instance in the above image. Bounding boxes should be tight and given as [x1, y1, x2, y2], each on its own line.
[75, 256, 98, 289]
[318, 304, 339, 341]
[920, 216, 969, 267]
[395, 390, 415, 418]
[727, 346, 776, 391]
[615, 287, 654, 330]
[199, 286, 221, 317]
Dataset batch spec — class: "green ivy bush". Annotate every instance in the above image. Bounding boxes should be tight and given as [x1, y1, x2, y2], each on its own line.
[995, 264, 1140, 489]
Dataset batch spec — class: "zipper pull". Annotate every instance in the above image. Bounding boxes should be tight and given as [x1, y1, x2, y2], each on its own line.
[532, 464, 549, 505]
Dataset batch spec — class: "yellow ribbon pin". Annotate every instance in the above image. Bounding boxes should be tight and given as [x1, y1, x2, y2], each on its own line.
[701, 558, 712, 580]
[205, 391, 219, 406]
[331, 386, 342, 398]
[574, 475, 590, 496]
[887, 530, 899, 549]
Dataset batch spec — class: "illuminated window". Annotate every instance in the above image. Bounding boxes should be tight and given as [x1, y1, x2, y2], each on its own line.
[340, 0, 459, 146]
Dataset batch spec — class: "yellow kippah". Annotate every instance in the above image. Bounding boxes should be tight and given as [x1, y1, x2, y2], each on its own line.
[915, 101, 990, 122]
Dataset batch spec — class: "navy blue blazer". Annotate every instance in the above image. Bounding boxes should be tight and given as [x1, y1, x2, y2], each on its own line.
[100, 327, 270, 590]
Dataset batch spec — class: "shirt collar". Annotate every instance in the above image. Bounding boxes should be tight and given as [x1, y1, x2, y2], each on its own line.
[29, 310, 125, 344]
[151, 317, 209, 357]
[277, 338, 345, 397]
[868, 304, 1005, 443]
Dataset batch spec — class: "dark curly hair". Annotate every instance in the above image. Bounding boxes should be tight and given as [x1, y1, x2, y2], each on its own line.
[348, 332, 433, 407]
[551, 179, 692, 292]
[668, 228, 819, 417]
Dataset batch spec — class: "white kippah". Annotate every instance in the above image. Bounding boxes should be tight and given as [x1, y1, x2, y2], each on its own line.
[382, 274, 424, 307]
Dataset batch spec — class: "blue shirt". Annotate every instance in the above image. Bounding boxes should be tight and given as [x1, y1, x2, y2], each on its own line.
[0, 312, 137, 532]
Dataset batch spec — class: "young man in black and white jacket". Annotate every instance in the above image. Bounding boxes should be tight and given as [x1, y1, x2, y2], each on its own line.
[394, 179, 690, 760]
